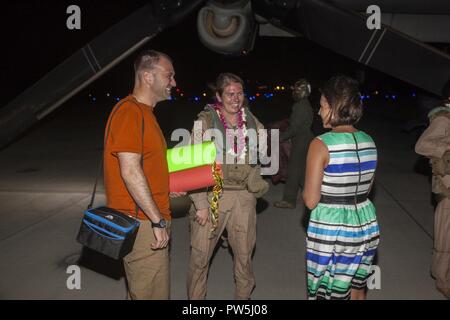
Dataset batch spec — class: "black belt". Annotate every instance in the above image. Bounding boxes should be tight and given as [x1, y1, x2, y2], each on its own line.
[320, 194, 368, 205]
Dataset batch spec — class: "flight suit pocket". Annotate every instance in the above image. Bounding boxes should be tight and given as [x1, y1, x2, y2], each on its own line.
[223, 165, 251, 184]
[190, 216, 210, 254]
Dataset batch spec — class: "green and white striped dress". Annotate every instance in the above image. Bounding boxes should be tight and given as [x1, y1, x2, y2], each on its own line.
[306, 131, 380, 300]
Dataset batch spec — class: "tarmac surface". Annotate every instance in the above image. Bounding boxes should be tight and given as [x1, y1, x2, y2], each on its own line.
[0, 97, 444, 300]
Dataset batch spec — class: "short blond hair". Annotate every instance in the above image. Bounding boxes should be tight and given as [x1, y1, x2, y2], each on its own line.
[133, 50, 172, 75]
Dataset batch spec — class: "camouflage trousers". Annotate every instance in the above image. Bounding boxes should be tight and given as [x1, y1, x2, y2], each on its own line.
[432, 197, 450, 295]
[123, 220, 171, 300]
[187, 190, 257, 299]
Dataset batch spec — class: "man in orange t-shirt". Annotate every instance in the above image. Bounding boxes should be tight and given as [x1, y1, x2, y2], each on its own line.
[104, 50, 181, 299]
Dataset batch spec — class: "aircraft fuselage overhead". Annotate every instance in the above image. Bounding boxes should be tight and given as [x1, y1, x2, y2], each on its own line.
[0, 0, 449, 150]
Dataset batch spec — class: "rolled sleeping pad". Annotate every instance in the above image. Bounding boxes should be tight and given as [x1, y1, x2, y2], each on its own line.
[167, 141, 216, 173]
[169, 164, 222, 192]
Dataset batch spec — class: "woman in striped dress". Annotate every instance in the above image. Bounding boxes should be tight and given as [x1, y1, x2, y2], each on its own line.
[303, 75, 380, 300]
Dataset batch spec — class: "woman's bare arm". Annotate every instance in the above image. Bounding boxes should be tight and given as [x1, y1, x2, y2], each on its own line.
[302, 138, 329, 210]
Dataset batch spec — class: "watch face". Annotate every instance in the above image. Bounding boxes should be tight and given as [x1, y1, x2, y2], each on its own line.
[153, 219, 166, 228]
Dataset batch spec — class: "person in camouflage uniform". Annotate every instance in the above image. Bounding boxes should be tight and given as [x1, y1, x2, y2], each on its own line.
[274, 79, 314, 209]
[187, 73, 269, 299]
[415, 78, 450, 299]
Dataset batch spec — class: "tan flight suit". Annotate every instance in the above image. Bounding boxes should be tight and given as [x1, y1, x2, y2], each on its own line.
[415, 110, 450, 298]
[187, 106, 269, 300]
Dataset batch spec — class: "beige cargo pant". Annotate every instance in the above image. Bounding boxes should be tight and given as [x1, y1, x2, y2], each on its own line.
[432, 198, 450, 295]
[187, 190, 257, 300]
[123, 220, 171, 300]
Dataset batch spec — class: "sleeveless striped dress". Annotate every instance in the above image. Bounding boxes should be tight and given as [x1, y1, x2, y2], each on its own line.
[306, 131, 380, 300]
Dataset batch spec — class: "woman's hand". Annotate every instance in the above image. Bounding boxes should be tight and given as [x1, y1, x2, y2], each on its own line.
[195, 208, 210, 226]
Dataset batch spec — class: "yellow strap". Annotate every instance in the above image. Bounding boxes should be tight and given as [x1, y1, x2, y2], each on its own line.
[209, 162, 223, 238]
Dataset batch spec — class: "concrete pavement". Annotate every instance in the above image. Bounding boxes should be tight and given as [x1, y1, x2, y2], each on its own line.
[0, 99, 444, 300]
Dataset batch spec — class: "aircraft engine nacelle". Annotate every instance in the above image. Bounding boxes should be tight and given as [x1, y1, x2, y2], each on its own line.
[197, 0, 257, 55]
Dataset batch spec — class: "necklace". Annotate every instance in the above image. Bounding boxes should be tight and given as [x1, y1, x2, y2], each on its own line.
[213, 103, 248, 160]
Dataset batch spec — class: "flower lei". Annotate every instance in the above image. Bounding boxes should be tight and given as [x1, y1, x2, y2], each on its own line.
[213, 103, 248, 161]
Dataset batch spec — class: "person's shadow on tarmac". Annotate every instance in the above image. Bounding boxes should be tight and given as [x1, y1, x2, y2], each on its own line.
[77, 247, 125, 280]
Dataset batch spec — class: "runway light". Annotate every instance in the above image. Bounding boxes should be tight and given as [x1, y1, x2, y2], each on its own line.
[176, 88, 180, 93]
[276, 86, 280, 90]
[412, 92, 417, 97]
[115, 97, 120, 101]
[106, 93, 110, 97]
[202, 93, 207, 97]
[281, 86, 285, 90]
[180, 93, 184, 97]
[374, 91, 379, 95]
[256, 93, 260, 97]
[92, 97, 96, 102]
[391, 95, 397, 100]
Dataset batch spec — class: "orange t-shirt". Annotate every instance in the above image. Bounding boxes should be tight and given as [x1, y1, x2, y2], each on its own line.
[103, 95, 171, 221]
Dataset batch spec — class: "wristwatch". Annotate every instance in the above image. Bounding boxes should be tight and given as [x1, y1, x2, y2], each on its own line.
[151, 218, 167, 228]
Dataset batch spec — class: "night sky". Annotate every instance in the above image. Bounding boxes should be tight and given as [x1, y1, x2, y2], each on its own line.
[1, 0, 434, 140]
[2, 1, 422, 102]
[1, 0, 149, 104]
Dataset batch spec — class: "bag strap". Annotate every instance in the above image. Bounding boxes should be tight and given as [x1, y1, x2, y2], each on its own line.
[87, 98, 145, 219]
